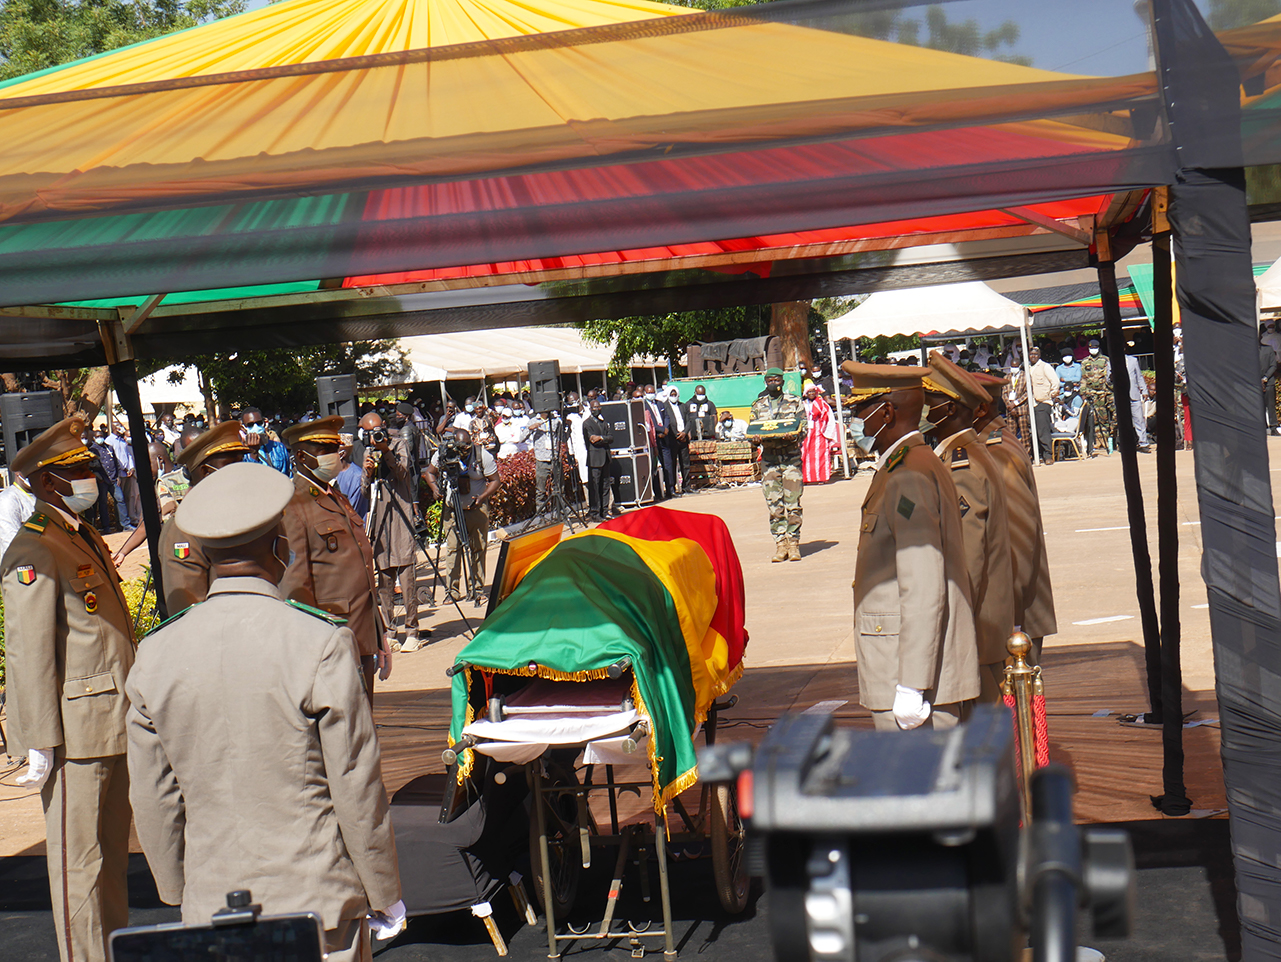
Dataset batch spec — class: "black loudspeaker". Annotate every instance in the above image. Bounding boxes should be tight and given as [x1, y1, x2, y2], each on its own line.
[1, 390, 64, 474]
[600, 399, 649, 452]
[316, 375, 358, 435]
[611, 451, 655, 506]
[529, 360, 562, 414]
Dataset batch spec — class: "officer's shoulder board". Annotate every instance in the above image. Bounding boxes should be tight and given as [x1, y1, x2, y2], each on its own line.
[950, 446, 969, 470]
[886, 445, 909, 473]
[287, 599, 348, 626]
[21, 511, 49, 534]
[145, 603, 197, 638]
[985, 429, 1003, 446]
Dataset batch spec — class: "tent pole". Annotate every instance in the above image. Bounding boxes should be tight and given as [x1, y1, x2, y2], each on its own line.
[829, 338, 850, 478]
[108, 359, 167, 620]
[1099, 242, 1163, 723]
[1151, 189, 1190, 815]
[576, 372, 583, 397]
[1018, 309, 1040, 465]
[439, 380, 447, 408]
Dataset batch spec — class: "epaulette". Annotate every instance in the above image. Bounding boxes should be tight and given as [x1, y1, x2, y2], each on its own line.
[985, 429, 1002, 445]
[287, 599, 347, 626]
[21, 511, 49, 533]
[950, 447, 969, 469]
[886, 445, 908, 473]
[145, 603, 196, 638]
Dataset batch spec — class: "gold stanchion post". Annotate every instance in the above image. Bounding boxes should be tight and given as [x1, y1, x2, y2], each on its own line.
[1002, 630, 1042, 824]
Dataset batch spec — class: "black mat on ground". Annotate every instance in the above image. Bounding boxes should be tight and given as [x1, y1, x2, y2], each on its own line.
[0, 819, 1240, 961]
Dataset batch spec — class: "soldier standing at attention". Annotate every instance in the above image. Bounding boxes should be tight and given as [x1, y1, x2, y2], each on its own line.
[1079, 338, 1113, 456]
[280, 416, 390, 700]
[126, 462, 403, 962]
[973, 372, 1058, 665]
[841, 362, 979, 731]
[160, 420, 252, 615]
[748, 367, 808, 562]
[1, 418, 136, 962]
[923, 353, 1015, 704]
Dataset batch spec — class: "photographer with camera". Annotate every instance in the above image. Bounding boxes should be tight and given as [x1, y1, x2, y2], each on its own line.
[359, 411, 424, 653]
[127, 463, 403, 962]
[425, 427, 499, 605]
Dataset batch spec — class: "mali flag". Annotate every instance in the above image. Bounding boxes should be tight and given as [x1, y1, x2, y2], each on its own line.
[450, 510, 743, 809]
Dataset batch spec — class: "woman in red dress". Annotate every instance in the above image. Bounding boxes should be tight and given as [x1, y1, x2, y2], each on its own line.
[801, 386, 839, 484]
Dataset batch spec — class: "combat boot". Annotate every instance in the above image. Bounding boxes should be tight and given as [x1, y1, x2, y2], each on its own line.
[771, 539, 788, 563]
[787, 539, 801, 562]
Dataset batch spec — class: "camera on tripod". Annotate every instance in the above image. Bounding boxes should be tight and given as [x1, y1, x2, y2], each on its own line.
[698, 706, 1135, 962]
[438, 429, 467, 467]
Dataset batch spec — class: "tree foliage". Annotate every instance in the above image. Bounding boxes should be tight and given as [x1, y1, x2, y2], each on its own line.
[1208, 0, 1281, 30]
[1, 0, 246, 81]
[581, 306, 766, 377]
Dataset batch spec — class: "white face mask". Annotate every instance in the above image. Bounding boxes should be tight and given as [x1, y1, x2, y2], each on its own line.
[310, 452, 342, 482]
[849, 402, 887, 453]
[57, 476, 99, 514]
[1089, 348, 1100, 356]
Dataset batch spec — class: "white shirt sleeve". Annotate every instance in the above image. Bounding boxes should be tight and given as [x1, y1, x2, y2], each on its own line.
[0, 485, 36, 563]
[568, 413, 589, 483]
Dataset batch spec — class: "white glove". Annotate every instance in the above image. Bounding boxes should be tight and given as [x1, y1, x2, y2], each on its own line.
[368, 899, 406, 941]
[15, 748, 53, 789]
[892, 685, 931, 731]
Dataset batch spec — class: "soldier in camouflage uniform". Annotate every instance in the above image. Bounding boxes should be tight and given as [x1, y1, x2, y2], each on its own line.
[1079, 338, 1113, 456]
[749, 368, 808, 562]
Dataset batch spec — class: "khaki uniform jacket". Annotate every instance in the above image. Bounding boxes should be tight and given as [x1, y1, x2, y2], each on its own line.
[934, 429, 1015, 666]
[853, 434, 979, 709]
[281, 473, 381, 656]
[159, 515, 210, 615]
[983, 417, 1057, 638]
[126, 577, 401, 929]
[361, 434, 418, 569]
[1, 503, 136, 757]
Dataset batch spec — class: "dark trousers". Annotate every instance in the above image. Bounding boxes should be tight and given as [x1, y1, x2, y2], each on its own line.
[535, 457, 554, 514]
[1033, 402, 1053, 463]
[662, 437, 690, 493]
[1079, 402, 1097, 454]
[1266, 377, 1278, 429]
[588, 463, 612, 519]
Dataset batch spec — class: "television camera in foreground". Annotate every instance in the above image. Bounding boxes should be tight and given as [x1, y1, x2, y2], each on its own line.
[698, 705, 1135, 962]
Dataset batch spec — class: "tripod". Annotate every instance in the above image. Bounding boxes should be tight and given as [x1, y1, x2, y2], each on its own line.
[544, 413, 590, 532]
[429, 463, 481, 606]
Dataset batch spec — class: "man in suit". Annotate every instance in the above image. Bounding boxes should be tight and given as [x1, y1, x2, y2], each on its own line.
[1, 417, 137, 962]
[842, 362, 979, 731]
[158, 420, 253, 615]
[661, 386, 691, 495]
[281, 416, 390, 696]
[126, 462, 403, 962]
[973, 372, 1059, 665]
[923, 353, 1016, 703]
[581, 397, 616, 521]
[1125, 346, 1152, 452]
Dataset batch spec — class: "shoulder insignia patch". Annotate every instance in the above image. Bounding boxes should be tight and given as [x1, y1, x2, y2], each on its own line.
[986, 430, 1002, 445]
[950, 447, 969, 469]
[145, 603, 196, 638]
[22, 512, 48, 533]
[309, 486, 321, 498]
[173, 542, 190, 560]
[887, 446, 909, 473]
[897, 495, 916, 520]
[287, 599, 348, 626]
[958, 495, 971, 517]
[15, 565, 36, 585]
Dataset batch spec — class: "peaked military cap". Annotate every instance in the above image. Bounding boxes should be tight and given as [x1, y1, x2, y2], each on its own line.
[175, 461, 294, 548]
[11, 417, 93, 477]
[840, 361, 928, 401]
[924, 351, 991, 410]
[176, 420, 251, 470]
[970, 371, 1010, 403]
[281, 415, 343, 447]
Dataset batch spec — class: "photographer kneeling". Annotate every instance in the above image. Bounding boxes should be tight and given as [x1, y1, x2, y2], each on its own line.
[425, 427, 499, 605]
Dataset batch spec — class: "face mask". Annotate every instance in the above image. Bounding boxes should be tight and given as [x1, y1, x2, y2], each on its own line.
[57, 476, 99, 514]
[272, 536, 296, 570]
[766, 381, 782, 396]
[695, 392, 705, 399]
[918, 402, 947, 434]
[245, 423, 265, 435]
[849, 402, 887, 453]
[1063, 357, 1073, 366]
[310, 452, 342, 482]
[1089, 348, 1099, 356]
[465, 404, 475, 413]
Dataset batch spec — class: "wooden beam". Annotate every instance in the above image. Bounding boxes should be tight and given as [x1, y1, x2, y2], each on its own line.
[1000, 206, 1092, 246]
[120, 293, 165, 335]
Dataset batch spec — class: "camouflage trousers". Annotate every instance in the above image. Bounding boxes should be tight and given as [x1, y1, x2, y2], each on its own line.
[761, 458, 803, 540]
[1083, 390, 1115, 451]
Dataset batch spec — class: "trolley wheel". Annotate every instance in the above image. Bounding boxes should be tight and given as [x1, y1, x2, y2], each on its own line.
[529, 768, 581, 919]
[710, 782, 749, 914]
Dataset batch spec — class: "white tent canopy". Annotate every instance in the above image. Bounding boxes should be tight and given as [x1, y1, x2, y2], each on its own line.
[1258, 256, 1281, 312]
[400, 327, 661, 381]
[135, 365, 203, 411]
[827, 282, 1028, 341]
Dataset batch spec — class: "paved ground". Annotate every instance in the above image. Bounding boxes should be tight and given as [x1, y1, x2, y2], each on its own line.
[0, 437, 1266, 959]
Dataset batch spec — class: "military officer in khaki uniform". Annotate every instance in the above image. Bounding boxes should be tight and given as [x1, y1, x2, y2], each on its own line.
[973, 372, 1058, 664]
[280, 416, 388, 699]
[126, 462, 403, 962]
[842, 362, 979, 730]
[1, 417, 136, 962]
[923, 353, 1015, 703]
[160, 420, 252, 615]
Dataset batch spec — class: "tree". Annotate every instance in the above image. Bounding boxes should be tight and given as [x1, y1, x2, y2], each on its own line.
[581, 306, 764, 376]
[1208, 0, 1280, 30]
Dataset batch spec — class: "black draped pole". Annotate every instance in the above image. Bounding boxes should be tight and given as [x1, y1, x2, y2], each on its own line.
[108, 359, 167, 621]
[1151, 194, 1191, 815]
[1099, 254, 1163, 722]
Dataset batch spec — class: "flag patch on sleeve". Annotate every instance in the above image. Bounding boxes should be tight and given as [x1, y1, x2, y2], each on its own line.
[16, 565, 36, 585]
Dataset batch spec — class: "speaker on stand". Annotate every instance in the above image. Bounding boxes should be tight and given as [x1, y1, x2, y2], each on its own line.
[316, 375, 358, 435]
[2, 390, 64, 480]
[529, 360, 562, 414]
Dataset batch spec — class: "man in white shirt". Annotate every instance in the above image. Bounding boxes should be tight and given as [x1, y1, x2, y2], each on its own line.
[1026, 346, 1060, 465]
[104, 422, 137, 529]
[452, 397, 479, 432]
[494, 407, 532, 459]
[0, 474, 36, 561]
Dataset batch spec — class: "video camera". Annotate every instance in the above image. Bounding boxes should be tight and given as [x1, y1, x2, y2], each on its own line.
[109, 890, 324, 962]
[438, 429, 468, 473]
[698, 706, 1134, 962]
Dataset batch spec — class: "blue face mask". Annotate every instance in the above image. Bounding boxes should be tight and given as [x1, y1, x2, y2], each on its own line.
[245, 423, 266, 434]
[849, 402, 887, 453]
